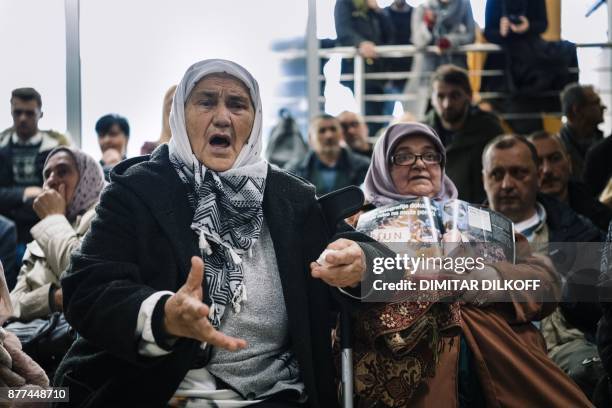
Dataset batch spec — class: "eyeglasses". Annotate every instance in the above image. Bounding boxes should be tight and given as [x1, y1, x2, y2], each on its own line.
[391, 152, 442, 166]
[11, 109, 38, 118]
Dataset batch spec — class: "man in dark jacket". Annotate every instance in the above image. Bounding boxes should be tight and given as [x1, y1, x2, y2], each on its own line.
[483, 134, 605, 399]
[334, 0, 394, 135]
[287, 114, 370, 195]
[559, 84, 606, 179]
[0, 88, 69, 250]
[529, 131, 611, 231]
[423, 64, 504, 203]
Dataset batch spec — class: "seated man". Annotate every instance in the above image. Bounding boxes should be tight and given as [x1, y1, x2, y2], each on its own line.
[529, 131, 611, 231]
[338, 111, 373, 158]
[482, 134, 604, 399]
[96, 113, 130, 180]
[422, 65, 504, 204]
[0, 88, 69, 254]
[287, 114, 370, 195]
[559, 84, 606, 179]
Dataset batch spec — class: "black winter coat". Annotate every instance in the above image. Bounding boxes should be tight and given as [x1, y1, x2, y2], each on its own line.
[54, 145, 389, 407]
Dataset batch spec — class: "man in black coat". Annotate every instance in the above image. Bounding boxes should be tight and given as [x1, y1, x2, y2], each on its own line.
[334, 0, 395, 135]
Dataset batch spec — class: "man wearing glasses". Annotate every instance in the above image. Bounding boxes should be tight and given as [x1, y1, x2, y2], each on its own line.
[287, 114, 370, 195]
[0, 88, 69, 273]
[338, 111, 374, 159]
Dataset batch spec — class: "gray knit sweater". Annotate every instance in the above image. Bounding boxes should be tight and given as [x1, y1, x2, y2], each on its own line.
[205, 221, 305, 400]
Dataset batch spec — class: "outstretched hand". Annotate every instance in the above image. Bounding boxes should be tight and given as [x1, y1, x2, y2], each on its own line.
[163, 257, 247, 351]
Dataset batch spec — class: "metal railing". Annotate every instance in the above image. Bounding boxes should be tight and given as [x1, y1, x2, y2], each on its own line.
[275, 41, 612, 126]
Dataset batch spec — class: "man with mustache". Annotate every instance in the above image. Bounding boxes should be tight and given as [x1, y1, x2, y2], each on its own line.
[422, 64, 504, 204]
[482, 134, 605, 399]
[0, 88, 69, 276]
[528, 131, 611, 231]
[287, 114, 370, 195]
[482, 134, 601, 245]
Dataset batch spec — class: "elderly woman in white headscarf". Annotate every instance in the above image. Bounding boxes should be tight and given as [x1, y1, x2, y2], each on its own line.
[53, 59, 389, 407]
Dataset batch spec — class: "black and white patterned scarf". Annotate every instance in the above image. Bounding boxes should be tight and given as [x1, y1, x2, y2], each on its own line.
[168, 59, 268, 328]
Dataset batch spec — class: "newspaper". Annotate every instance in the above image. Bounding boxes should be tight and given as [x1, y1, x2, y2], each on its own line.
[356, 197, 515, 264]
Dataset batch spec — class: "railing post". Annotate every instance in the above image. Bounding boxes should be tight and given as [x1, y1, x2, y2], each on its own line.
[606, 1, 612, 134]
[306, 0, 320, 119]
[65, 0, 82, 147]
[354, 54, 365, 115]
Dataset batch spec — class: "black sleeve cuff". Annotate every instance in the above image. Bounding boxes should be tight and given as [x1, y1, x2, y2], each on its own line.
[151, 294, 177, 351]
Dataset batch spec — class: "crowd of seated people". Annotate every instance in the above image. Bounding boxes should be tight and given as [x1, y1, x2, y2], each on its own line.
[0, 3, 610, 405]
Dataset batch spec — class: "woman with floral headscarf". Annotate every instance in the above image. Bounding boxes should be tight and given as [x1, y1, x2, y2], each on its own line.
[53, 59, 390, 407]
[350, 122, 591, 407]
[10, 146, 105, 320]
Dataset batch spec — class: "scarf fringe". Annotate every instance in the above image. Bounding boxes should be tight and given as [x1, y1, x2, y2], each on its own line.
[199, 230, 213, 256]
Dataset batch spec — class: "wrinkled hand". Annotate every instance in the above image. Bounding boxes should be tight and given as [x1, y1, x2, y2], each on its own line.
[500, 16, 510, 37]
[163, 257, 247, 351]
[310, 239, 365, 288]
[510, 15, 530, 34]
[23, 186, 43, 201]
[101, 148, 123, 166]
[358, 41, 378, 59]
[33, 185, 66, 219]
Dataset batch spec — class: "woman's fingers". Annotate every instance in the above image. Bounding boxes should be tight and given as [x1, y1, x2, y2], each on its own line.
[179, 295, 209, 319]
[326, 238, 353, 251]
[186, 312, 247, 350]
[184, 256, 205, 294]
[204, 328, 247, 351]
[311, 262, 362, 288]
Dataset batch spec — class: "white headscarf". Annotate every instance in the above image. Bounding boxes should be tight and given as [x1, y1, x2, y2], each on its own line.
[168, 58, 266, 178]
